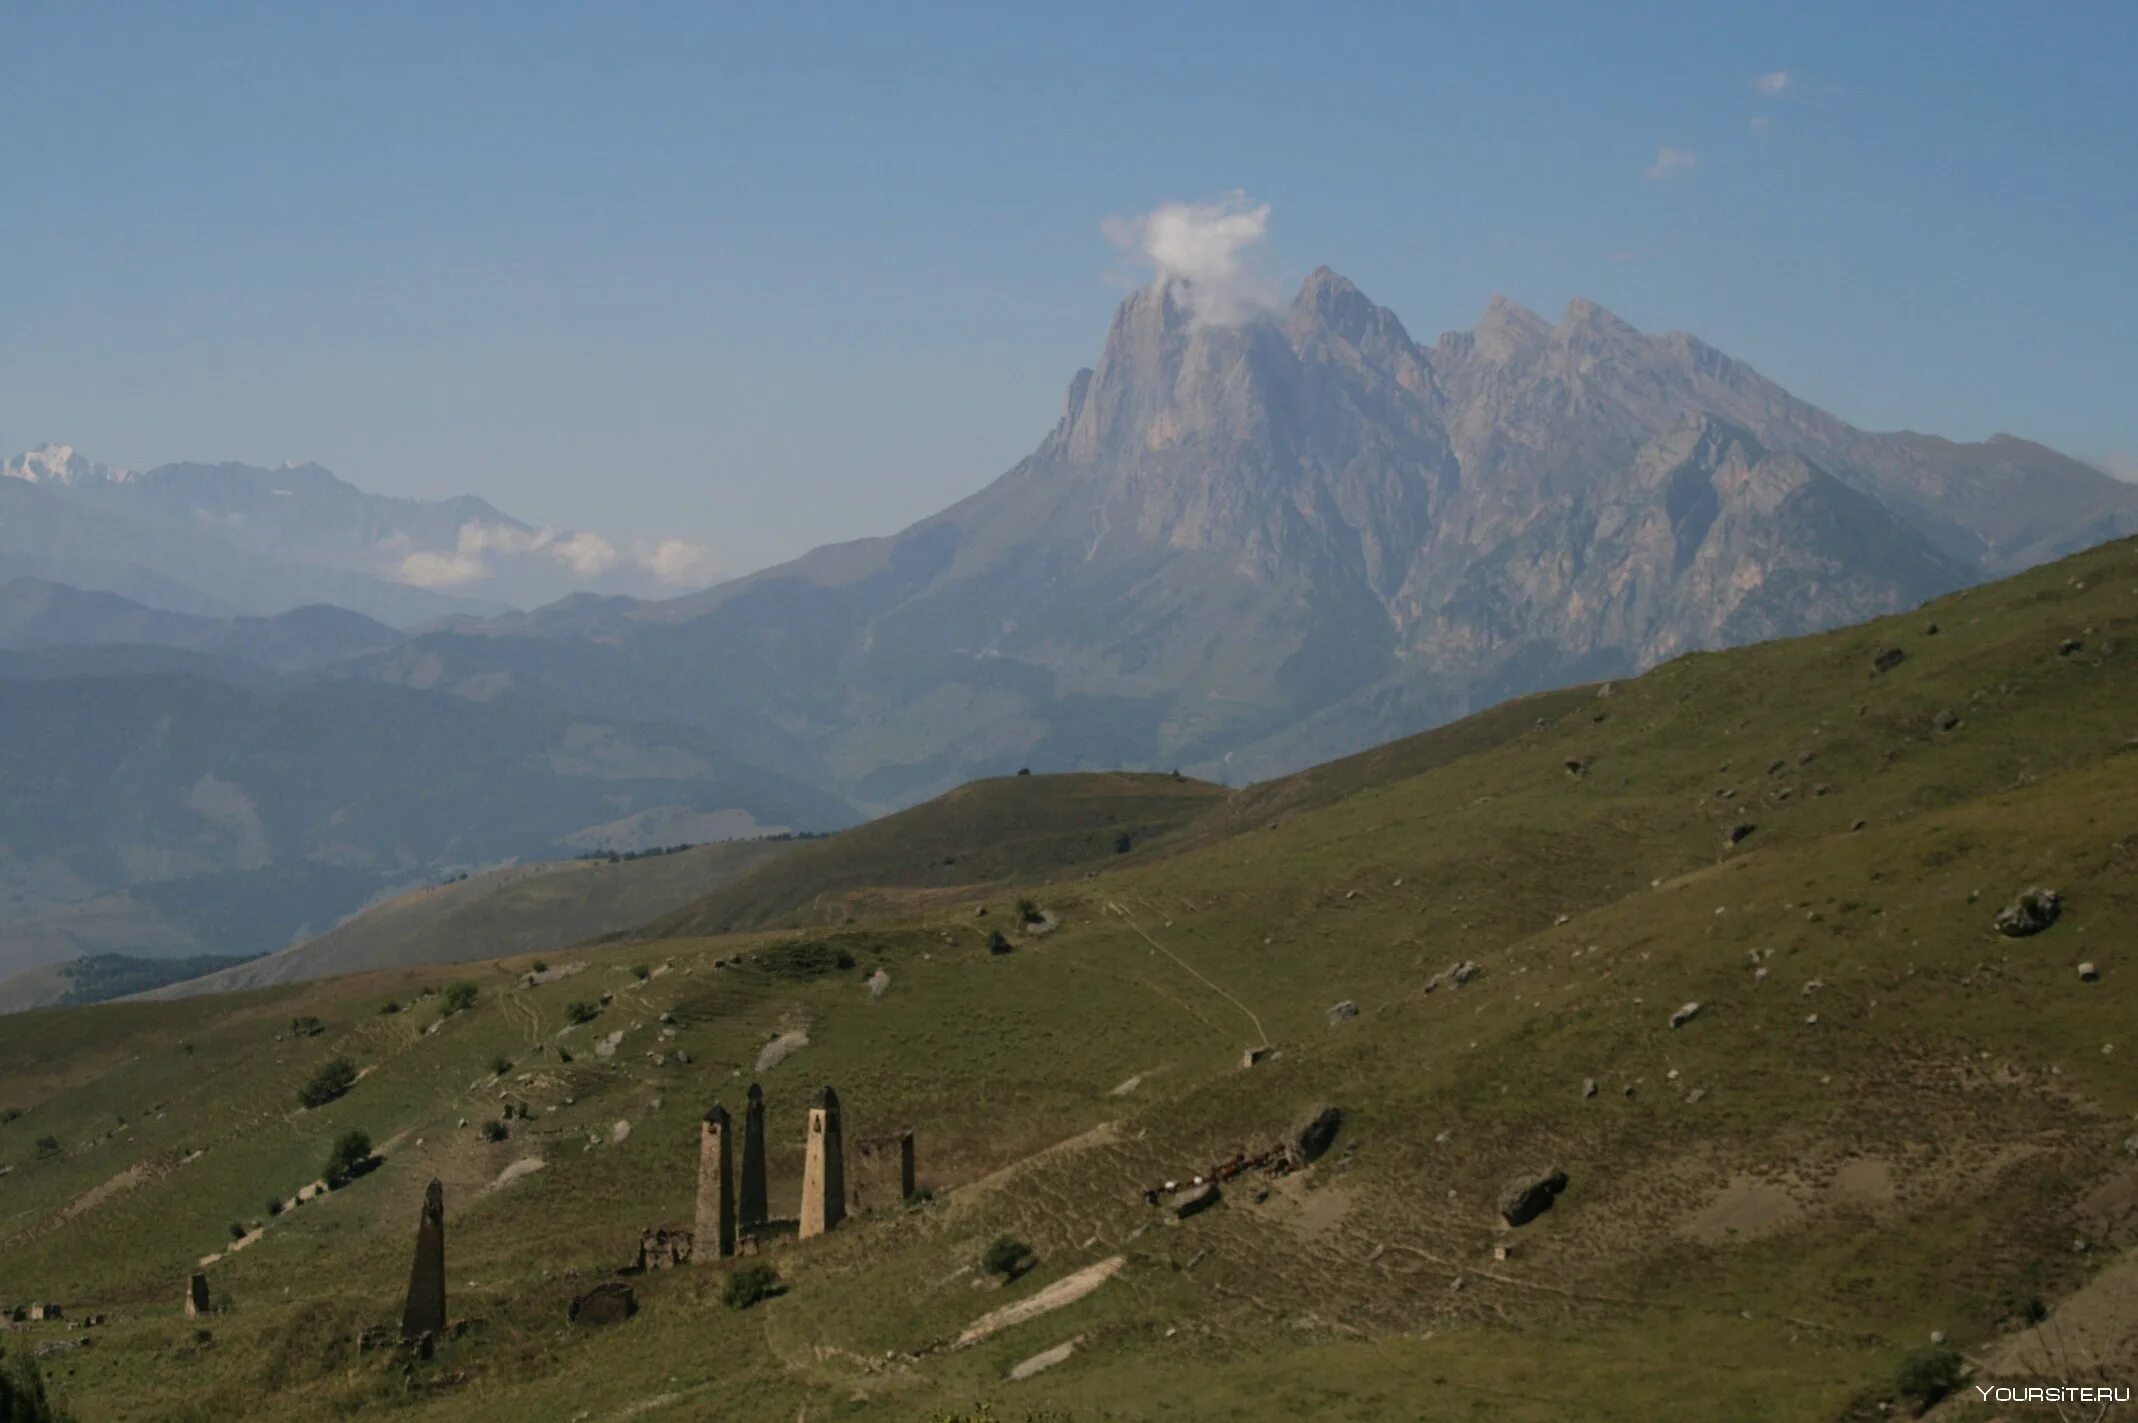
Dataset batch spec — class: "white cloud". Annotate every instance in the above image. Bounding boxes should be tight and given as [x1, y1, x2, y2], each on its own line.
[1755, 69, 1792, 97]
[1749, 114, 1774, 135]
[1101, 191, 1279, 325]
[386, 520, 721, 592]
[1645, 145, 1698, 182]
[2090, 451, 2138, 483]
[397, 550, 492, 588]
[646, 538, 721, 587]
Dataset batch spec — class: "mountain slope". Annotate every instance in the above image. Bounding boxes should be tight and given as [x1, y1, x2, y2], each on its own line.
[339, 271, 2128, 807]
[0, 673, 853, 979]
[0, 535, 2131, 1422]
[0, 577, 404, 671]
[147, 839, 803, 998]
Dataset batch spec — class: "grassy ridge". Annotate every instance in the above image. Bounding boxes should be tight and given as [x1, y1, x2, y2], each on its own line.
[0, 538, 2133, 1421]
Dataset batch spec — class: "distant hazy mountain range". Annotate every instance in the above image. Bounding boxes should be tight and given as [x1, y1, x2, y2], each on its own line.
[1, 444, 721, 623]
[5, 270, 2134, 981]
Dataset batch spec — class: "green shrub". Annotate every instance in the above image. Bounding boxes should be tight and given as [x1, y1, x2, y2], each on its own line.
[1895, 1347, 1964, 1410]
[981, 1235, 1031, 1279]
[529, 960, 547, 974]
[488, 1054, 512, 1076]
[266, 1198, 283, 1217]
[1015, 898, 1041, 924]
[0, 1338, 73, 1422]
[441, 981, 477, 1015]
[481, 1120, 508, 1143]
[1113, 831, 1132, 854]
[722, 1264, 781, 1310]
[565, 1000, 600, 1025]
[33, 1134, 59, 1158]
[323, 1130, 374, 1187]
[297, 1057, 358, 1109]
[228, 1221, 247, 1241]
[377, 999, 399, 1016]
[631, 963, 650, 981]
[289, 1015, 324, 1037]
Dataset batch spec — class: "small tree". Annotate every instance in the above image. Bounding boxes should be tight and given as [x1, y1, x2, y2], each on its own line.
[981, 1236, 1031, 1280]
[441, 982, 478, 1015]
[297, 1058, 358, 1109]
[488, 1054, 512, 1076]
[1895, 1347, 1964, 1412]
[0, 1339, 72, 1423]
[481, 1120, 509, 1143]
[987, 930, 1013, 955]
[565, 1000, 600, 1026]
[723, 1264, 781, 1310]
[266, 1197, 283, 1217]
[323, 1129, 374, 1187]
[1114, 831, 1132, 854]
[377, 999, 400, 1015]
[33, 1134, 60, 1158]
[289, 1015, 324, 1037]
[631, 963, 650, 982]
[228, 1221, 247, 1241]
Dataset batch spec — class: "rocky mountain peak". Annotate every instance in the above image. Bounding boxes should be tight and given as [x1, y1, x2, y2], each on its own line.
[4, 443, 131, 486]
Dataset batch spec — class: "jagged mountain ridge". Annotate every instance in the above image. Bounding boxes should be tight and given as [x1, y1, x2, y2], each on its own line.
[347, 272, 2136, 804]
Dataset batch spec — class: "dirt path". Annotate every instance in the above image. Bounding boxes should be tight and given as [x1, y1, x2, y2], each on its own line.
[1103, 902, 1268, 1047]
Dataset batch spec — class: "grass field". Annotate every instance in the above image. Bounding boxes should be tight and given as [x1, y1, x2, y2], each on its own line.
[2, 537, 2134, 1421]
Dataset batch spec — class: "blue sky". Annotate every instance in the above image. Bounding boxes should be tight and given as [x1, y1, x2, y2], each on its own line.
[4, 1, 2134, 574]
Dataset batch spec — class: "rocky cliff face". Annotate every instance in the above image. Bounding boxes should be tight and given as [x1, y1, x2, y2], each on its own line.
[359, 271, 2138, 803]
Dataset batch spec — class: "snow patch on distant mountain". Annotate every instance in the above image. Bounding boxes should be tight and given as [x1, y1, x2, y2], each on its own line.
[4, 443, 135, 486]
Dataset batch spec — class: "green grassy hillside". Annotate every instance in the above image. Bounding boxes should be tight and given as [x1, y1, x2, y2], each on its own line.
[641, 771, 1230, 937]
[1, 538, 2134, 1422]
[144, 840, 801, 999]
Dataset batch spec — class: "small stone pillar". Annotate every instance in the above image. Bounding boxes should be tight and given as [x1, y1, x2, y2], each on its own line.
[739, 1081, 768, 1231]
[696, 1104, 736, 1259]
[399, 1178, 447, 1342]
[185, 1272, 210, 1318]
[798, 1085, 845, 1240]
[894, 1128, 916, 1201]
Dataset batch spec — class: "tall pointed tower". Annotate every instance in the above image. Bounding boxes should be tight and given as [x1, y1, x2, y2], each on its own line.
[739, 1081, 769, 1230]
[695, 1104, 736, 1258]
[798, 1085, 845, 1239]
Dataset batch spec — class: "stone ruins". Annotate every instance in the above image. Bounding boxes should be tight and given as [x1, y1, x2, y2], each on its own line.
[739, 1082, 768, 1231]
[798, 1086, 846, 1240]
[184, 1272, 211, 1319]
[400, 1178, 447, 1344]
[695, 1104, 736, 1259]
[664, 1083, 907, 1261]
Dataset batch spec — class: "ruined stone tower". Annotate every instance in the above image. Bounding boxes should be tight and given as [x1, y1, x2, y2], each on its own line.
[399, 1178, 447, 1342]
[798, 1085, 845, 1240]
[851, 1129, 916, 1212]
[184, 1272, 210, 1318]
[695, 1103, 736, 1259]
[738, 1081, 768, 1230]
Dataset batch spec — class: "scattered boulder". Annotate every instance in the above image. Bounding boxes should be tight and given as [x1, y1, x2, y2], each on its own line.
[1994, 888, 2061, 938]
[1239, 1045, 1275, 1070]
[2059, 638, 2084, 656]
[1933, 708, 1962, 732]
[1563, 757, 1590, 777]
[1168, 1182, 1221, 1220]
[567, 1281, 637, 1327]
[1581, 1078, 1598, 1100]
[1326, 1000, 1359, 1026]
[1498, 1168, 1569, 1227]
[634, 1224, 693, 1272]
[1725, 823, 1756, 847]
[866, 969, 891, 999]
[2077, 962, 2099, 983]
[987, 930, 1014, 955]
[1871, 647, 1906, 676]
[1289, 1105, 1344, 1165]
[1669, 1002, 1703, 1029]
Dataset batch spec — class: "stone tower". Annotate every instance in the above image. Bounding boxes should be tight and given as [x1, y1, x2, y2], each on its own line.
[738, 1081, 768, 1230]
[399, 1178, 447, 1342]
[695, 1103, 736, 1259]
[184, 1271, 211, 1318]
[798, 1085, 845, 1240]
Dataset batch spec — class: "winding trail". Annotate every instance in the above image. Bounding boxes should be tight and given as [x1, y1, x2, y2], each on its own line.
[1104, 902, 1268, 1048]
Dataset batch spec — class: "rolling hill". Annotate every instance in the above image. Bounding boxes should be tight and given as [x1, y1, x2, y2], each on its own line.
[0, 535, 2132, 1422]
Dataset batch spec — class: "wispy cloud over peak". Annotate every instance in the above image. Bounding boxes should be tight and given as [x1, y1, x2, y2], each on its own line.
[1102, 191, 1279, 325]
[1644, 145, 1698, 182]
